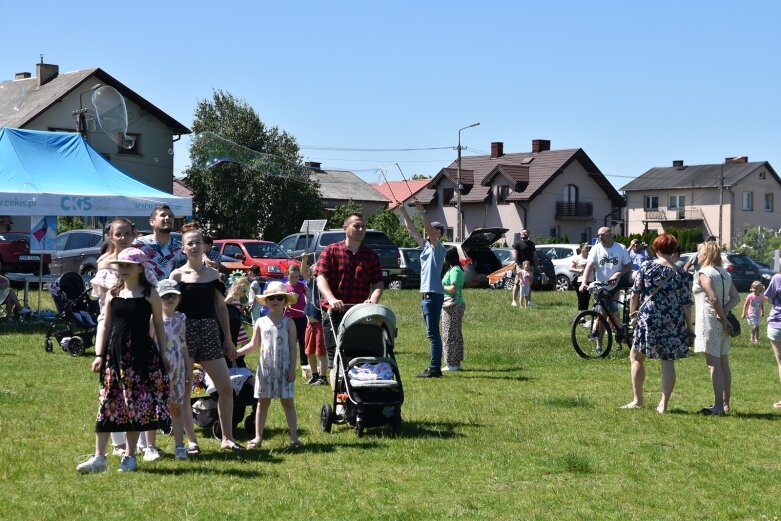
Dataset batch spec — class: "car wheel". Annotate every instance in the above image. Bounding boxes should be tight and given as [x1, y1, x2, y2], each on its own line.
[387, 279, 402, 291]
[556, 275, 571, 292]
[81, 266, 97, 278]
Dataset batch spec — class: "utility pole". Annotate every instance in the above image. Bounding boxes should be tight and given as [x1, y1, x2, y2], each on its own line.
[456, 122, 479, 241]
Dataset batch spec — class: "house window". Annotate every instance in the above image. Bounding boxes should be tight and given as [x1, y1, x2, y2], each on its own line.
[743, 192, 754, 211]
[549, 226, 561, 239]
[445, 227, 454, 241]
[759, 171, 766, 179]
[581, 227, 592, 244]
[765, 193, 773, 212]
[563, 184, 579, 203]
[442, 187, 455, 203]
[669, 195, 685, 209]
[496, 185, 509, 203]
[118, 133, 140, 155]
[644, 196, 659, 210]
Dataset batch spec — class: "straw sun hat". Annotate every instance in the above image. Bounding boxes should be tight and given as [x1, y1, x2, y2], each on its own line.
[256, 281, 298, 306]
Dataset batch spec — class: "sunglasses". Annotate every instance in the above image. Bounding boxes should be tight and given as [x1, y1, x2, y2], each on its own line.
[266, 295, 286, 302]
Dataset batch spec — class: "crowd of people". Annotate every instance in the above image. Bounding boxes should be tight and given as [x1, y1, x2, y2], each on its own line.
[72, 203, 781, 472]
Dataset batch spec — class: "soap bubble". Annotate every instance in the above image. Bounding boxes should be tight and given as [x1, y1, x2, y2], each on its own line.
[154, 157, 159, 163]
[0, 80, 26, 117]
[91, 86, 134, 149]
[191, 131, 311, 182]
[168, 148, 174, 155]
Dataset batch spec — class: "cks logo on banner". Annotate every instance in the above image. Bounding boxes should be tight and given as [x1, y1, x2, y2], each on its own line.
[61, 196, 93, 212]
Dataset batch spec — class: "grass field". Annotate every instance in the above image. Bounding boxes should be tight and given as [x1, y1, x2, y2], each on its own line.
[1, 288, 781, 520]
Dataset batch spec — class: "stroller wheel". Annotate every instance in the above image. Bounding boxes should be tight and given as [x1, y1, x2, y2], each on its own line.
[44, 338, 53, 353]
[391, 411, 402, 436]
[320, 404, 333, 433]
[67, 336, 85, 357]
[159, 418, 172, 436]
[244, 412, 256, 438]
[212, 421, 222, 441]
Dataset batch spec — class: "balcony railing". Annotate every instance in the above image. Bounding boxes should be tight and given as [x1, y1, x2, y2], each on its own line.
[556, 201, 593, 219]
[644, 207, 705, 221]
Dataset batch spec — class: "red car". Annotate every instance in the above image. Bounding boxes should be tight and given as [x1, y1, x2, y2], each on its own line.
[0, 231, 52, 274]
[213, 239, 300, 282]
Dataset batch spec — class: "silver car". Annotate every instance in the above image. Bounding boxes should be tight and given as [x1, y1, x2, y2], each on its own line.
[49, 229, 104, 276]
[536, 243, 582, 291]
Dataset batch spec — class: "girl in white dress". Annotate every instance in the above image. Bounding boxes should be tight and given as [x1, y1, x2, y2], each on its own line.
[237, 281, 300, 450]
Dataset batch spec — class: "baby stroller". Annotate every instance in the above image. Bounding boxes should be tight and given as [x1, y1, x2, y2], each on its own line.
[44, 272, 98, 356]
[191, 363, 258, 439]
[320, 303, 404, 437]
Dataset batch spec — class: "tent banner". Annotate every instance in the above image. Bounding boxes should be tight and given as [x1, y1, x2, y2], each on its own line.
[0, 193, 191, 217]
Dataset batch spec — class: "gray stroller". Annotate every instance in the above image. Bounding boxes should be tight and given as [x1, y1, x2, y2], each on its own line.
[320, 303, 404, 437]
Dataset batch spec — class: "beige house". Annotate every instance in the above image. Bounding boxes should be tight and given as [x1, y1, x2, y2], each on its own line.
[415, 139, 625, 244]
[304, 162, 389, 219]
[621, 157, 781, 247]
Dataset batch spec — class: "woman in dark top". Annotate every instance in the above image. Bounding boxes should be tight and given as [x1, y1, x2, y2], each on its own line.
[170, 224, 245, 451]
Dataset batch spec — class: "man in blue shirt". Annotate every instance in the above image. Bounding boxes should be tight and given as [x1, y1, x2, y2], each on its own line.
[399, 198, 447, 378]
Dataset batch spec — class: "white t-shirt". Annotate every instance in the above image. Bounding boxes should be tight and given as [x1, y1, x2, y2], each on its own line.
[587, 242, 631, 283]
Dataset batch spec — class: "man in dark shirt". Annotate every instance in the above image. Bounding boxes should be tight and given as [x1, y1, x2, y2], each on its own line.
[317, 213, 383, 365]
[512, 229, 538, 306]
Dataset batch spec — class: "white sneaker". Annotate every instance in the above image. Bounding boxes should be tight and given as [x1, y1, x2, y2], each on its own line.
[142, 446, 161, 462]
[76, 455, 108, 473]
[511, 301, 518, 307]
[595, 345, 603, 355]
[118, 455, 137, 472]
[442, 365, 461, 372]
[174, 446, 188, 460]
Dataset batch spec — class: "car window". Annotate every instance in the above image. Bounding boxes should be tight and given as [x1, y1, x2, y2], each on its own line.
[319, 232, 345, 247]
[54, 234, 69, 251]
[726, 254, 753, 266]
[295, 235, 315, 251]
[556, 247, 575, 259]
[404, 250, 421, 264]
[244, 242, 289, 259]
[364, 232, 396, 248]
[223, 244, 244, 258]
[0, 233, 28, 243]
[68, 232, 98, 250]
[278, 235, 297, 253]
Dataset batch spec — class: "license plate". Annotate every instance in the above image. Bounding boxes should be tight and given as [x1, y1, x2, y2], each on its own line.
[382, 270, 389, 277]
[19, 255, 40, 261]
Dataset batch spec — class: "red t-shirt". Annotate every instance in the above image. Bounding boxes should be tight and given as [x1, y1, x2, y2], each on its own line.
[318, 241, 382, 308]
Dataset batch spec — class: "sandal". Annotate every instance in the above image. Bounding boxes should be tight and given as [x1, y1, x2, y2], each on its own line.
[247, 439, 262, 450]
[187, 443, 201, 455]
[220, 441, 246, 452]
[698, 407, 725, 416]
[288, 440, 302, 450]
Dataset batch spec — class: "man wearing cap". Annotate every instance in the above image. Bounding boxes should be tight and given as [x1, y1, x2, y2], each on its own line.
[133, 205, 185, 280]
[317, 213, 384, 367]
[399, 199, 447, 378]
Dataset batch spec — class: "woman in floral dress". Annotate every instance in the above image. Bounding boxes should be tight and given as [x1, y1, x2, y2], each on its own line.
[622, 234, 693, 413]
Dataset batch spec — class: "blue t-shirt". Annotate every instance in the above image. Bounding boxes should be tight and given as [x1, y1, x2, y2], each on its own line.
[419, 239, 446, 294]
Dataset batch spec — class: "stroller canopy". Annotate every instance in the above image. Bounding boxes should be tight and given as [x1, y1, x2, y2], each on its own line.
[337, 304, 397, 358]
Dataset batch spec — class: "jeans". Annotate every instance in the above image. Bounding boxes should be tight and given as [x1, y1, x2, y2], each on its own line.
[421, 292, 444, 371]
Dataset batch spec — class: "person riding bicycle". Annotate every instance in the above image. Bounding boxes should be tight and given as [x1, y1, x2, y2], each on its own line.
[579, 227, 632, 352]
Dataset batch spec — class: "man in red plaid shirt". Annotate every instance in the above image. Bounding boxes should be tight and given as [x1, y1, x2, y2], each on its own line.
[317, 213, 383, 365]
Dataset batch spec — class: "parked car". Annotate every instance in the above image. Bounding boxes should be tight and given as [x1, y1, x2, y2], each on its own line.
[388, 248, 422, 290]
[49, 229, 103, 276]
[213, 239, 300, 283]
[0, 231, 52, 274]
[277, 229, 401, 287]
[443, 228, 510, 289]
[676, 251, 763, 291]
[535, 243, 582, 291]
[492, 246, 556, 291]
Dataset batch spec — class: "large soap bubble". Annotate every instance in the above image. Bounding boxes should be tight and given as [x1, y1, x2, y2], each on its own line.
[0, 80, 26, 117]
[191, 131, 312, 182]
[91, 86, 135, 149]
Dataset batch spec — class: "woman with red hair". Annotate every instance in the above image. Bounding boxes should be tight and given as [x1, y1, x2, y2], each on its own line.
[622, 234, 694, 413]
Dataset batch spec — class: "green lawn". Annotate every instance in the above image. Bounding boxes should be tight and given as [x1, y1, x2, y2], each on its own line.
[1, 289, 781, 520]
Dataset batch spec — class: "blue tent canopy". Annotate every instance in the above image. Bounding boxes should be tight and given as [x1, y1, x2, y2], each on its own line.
[0, 128, 191, 216]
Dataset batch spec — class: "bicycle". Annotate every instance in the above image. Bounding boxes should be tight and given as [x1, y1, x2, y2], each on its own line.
[571, 281, 633, 358]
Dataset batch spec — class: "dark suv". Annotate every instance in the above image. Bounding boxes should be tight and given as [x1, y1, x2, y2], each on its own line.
[278, 229, 401, 287]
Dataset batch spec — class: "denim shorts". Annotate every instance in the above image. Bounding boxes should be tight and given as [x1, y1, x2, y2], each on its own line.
[768, 325, 781, 341]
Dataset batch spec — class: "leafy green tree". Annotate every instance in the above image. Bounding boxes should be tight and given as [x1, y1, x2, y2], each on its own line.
[183, 90, 324, 241]
[57, 216, 86, 233]
[411, 174, 431, 180]
[367, 208, 418, 247]
[326, 200, 364, 229]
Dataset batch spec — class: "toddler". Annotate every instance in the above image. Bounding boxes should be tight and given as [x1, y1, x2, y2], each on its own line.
[742, 280, 766, 344]
[515, 260, 532, 308]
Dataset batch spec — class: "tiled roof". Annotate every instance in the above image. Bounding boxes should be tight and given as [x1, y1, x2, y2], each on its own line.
[173, 178, 192, 197]
[426, 167, 474, 189]
[620, 161, 779, 191]
[370, 179, 430, 208]
[0, 68, 190, 134]
[311, 169, 390, 203]
[415, 187, 437, 204]
[480, 164, 530, 187]
[428, 148, 623, 206]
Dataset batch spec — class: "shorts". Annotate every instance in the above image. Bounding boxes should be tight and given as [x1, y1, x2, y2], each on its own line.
[768, 325, 781, 341]
[519, 286, 530, 297]
[596, 286, 621, 313]
[305, 321, 326, 356]
[747, 316, 760, 327]
[304, 301, 322, 321]
[185, 318, 224, 362]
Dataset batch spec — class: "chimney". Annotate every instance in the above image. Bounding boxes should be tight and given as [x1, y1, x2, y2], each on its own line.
[672, 160, 684, 168]
[532, 139, 551, 153]
[15, 72, 31, 80]
[304, 161, 322, 170]
[490, 142, 504, 158]
[36, 63, 59, 87]
[725, 156, 748, 164]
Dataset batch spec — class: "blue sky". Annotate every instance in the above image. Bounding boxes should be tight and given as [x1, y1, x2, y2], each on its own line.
[3, 1, 780, 191]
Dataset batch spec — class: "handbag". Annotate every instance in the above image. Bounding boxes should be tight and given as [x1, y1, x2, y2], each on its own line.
[719, 270, 741, 337]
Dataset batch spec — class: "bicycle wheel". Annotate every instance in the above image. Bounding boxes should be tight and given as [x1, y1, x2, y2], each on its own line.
[571, 310, 613, 358]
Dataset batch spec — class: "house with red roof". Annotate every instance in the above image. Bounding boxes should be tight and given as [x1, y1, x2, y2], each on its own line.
[418, 139, 625, 244]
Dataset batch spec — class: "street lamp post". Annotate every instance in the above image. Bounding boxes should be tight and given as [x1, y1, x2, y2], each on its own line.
[456, 122, 479, 242]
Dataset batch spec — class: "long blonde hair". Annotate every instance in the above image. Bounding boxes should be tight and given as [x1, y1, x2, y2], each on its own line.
[698, 241, 722, 268]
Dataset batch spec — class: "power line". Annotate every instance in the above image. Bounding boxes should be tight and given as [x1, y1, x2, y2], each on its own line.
[300, 145, 453, 152]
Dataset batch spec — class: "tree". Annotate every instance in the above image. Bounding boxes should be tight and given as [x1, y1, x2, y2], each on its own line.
[183, 90, 324, 241]
[326, 199, 364, 229]
[367, 208, 419, 247]
[57, 216, 87, 233]
[411, 174, 431, 180]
